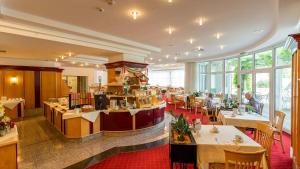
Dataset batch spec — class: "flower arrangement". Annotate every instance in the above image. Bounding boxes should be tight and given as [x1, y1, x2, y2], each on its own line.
[0, 101, 14, 137]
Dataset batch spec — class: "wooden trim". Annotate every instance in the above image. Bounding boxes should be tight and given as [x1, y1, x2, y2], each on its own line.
[104, 61, 148, 69]
[0, 65, 63, 72]
[34, 71, 41, 108]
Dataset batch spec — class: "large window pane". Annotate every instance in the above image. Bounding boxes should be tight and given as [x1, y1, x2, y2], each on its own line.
[255, 50, 272, 69]
[276, 68, 291, 131]
[211, 73, 223, 94]
[241, 73, 252, 103]
[211, 60, 223, 72]
[170, 69, 184, 87]
[255, 73, 270, 119]
[199, 74, 209, 92]
[225, 58, 238, 72]
[148, 71, 170, 86]
[199, 62, 209, 73]
[225, 73, 238, 97]
[276, 47, 292, 66]
[240, 55, 253, 70]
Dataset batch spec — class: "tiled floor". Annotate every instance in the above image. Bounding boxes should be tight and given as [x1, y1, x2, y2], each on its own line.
[17, 114, 171, 169]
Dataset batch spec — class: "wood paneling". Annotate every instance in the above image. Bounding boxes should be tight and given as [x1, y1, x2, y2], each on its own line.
[0, 144, 17, 169]
[41, 71, 60, 104]
[3, 70, 24, 98]
[64, 118, 90, 138]
[56, 73, 62, 98]
[0, 70, 3, 96]
[290, 33, 300, 167]
[24, 71, 35, 109]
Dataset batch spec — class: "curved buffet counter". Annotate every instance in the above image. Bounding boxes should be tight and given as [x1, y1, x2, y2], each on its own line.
[43, 102, 166, 139]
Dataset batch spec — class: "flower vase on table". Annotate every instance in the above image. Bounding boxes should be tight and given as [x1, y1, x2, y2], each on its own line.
[0, 101, 14, 137]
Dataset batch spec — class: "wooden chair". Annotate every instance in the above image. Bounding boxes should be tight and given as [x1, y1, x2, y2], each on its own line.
[170, 95, 184, 110]
[259, 102, 264, 115]
[254, 122, 274, 168]
[272, 111, 286, 153]
[209, 149, 265, 169]
[224, 149, 266, 169]
[189, 96, 204, 114]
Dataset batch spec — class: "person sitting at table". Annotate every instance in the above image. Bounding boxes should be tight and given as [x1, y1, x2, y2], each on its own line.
[204, 93, 217, 121]
[245, 92, 260, 114]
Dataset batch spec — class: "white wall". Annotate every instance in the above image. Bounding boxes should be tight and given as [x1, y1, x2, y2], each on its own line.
[62, 66, 107, 86]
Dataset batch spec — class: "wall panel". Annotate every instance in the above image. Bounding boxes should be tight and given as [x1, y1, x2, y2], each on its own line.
[3, 70, 24, 98]
[24, 71, 35, 109]
[0, 70, 3, 96]
[41, 71, 57, 105]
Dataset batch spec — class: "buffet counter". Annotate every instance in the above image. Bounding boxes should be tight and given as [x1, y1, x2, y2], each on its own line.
[0, 126, 18, 169]
[43, 102, 166, 139]
[1, 98, 25, 119]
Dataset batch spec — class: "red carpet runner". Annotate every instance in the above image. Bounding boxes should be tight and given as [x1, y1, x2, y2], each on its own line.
[88, 103, 292, 169]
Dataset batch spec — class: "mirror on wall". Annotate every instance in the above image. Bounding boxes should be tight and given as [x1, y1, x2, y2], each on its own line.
[62, 75, 88, 93]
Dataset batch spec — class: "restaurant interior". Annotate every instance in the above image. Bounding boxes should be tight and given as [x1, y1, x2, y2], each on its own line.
[0, 0, 300, 169]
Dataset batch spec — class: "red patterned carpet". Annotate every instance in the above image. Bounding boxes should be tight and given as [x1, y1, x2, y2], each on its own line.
[88, 103, 292, 169]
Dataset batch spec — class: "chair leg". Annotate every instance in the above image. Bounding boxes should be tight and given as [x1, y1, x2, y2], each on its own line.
[279, 132, 285, 153]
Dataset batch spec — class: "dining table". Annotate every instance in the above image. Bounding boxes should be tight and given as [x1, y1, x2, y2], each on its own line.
[191, 125, 268, 169]
[218, 110, 270, 128]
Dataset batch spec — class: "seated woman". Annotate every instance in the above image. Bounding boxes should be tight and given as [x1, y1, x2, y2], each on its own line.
[204, 93, 217, 121]
[245, 92, 260, 114]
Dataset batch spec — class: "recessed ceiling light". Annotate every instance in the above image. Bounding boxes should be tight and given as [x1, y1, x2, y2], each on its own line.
[174, 57, 177, 60]
[68, 52, 72, 57]
[96, 64, 99, 68]
[85, 62, 89, 66]
[220, 45, 224, 50]
[80, 64, 84, 67]
[71, 61, 76, 64]
[158, 59, 162, 62]
[253, 29, 264, 34]
[215, 33, 223, 39]
[166, 27, 175, 35]
[150, 57, 153, 60]
[55, 58, 58, 62]
[131, 10, 140, 20]
[197, 46, 204, 51]
[185, 52, 189, 56]
[198, 53, 202, 57]
[168, 0, 173, 3]
[96, 7, 104, 13]
[166, 54, 169, 58]
[196, 17, 205, 26]
[61, 55, 65, 59]
[189, 38, 194, 44]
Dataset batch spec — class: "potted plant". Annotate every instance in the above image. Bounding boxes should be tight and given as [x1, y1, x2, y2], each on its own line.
[171, 113, 190, 142]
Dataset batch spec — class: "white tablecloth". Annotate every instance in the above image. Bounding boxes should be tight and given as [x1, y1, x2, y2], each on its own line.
[192, 125, 267, 169]
[63, 110, 100, 123]
[219, 110, 270, 128]
[2, 99, 24, 110]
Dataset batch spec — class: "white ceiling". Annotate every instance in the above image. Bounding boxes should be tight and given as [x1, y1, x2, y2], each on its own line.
[1, 0, 300, 64]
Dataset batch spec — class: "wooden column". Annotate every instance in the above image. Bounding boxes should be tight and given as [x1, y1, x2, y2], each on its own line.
[290, 33, 300, 168]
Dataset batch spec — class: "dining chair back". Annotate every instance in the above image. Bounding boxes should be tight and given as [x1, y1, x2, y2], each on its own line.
[259, 102, 264, 115]
[224, 149, 265, 169]
[273, 111, 286, 153]
[255, 122, 274, 168]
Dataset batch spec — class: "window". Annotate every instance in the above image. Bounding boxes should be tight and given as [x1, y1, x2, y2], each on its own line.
[276, 47, 292, 66]
[170, 69, 184, 87]
[211, 73, 223, 93]
[199, 62, 209, 91]
[225, 58, 238, 97]
[211, 60, 223, 72]
[148, 69, 184, 87]
[255, 50, 272, 69]
[240, 55, 253, 70]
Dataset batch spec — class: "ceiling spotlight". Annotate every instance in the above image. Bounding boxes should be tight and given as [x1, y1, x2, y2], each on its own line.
[166, 54, 169, 58]
[198, 53, 202, 57]
[198, 17, 205, 26]
[185, 52, 189, 56]
[96, 64, 99, 68]
[166, 27, 175, 35]
[158, 59, 162, 62]
[96, 7, 104, 13]
[220, 45, 224, 50]
[189, 38, 194, 44]
[174, 57, 177, 60]
[61, 55, 65, 59]
[68, 52, 72, 57]
[71, 61, 76, 64]
[215, 33, 222, 39]
[80, 64, 84, 67]
[85, 62, 89, 66]
[150, 57, 153, 60]
[168, 0, 173, 3]
[131, 10, 139, 20]
[55, 58, 58, 62]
